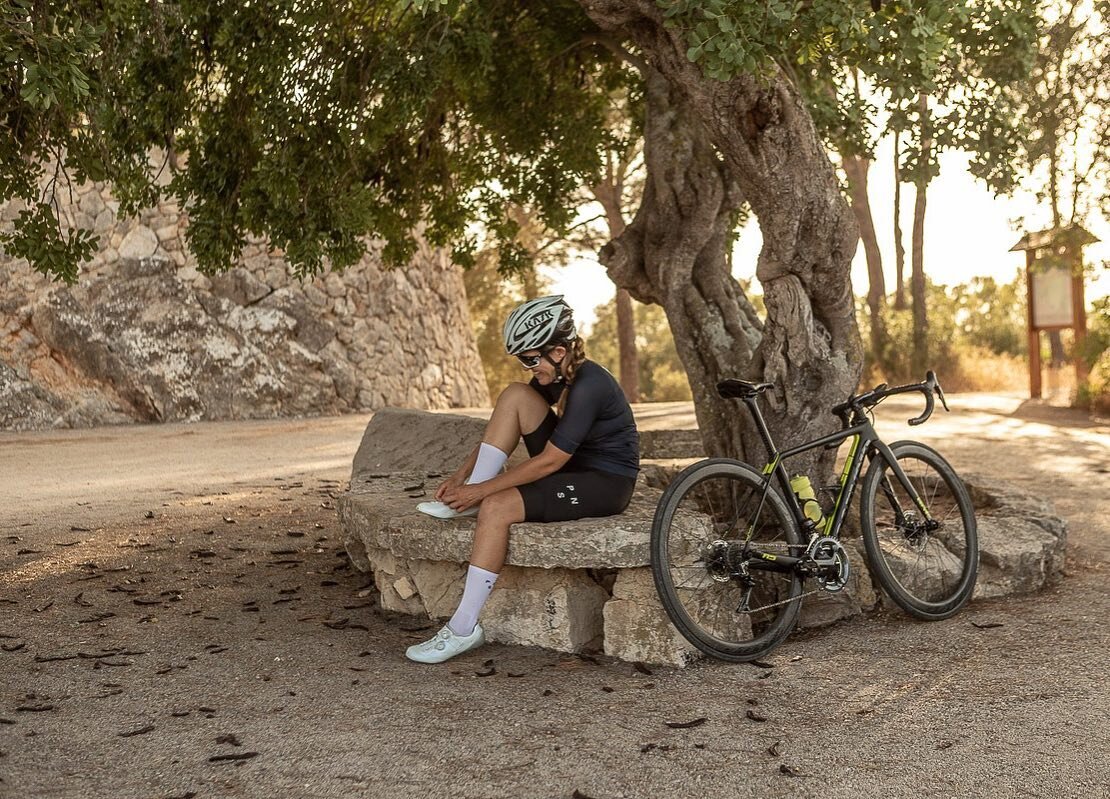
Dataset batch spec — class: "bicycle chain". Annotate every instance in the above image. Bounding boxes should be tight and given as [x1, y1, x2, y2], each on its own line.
[736, 539, 828, 614]
[741, 586, 825, 614]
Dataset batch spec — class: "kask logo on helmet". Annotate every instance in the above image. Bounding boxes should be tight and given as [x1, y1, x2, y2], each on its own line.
[522, 310, 555, 331]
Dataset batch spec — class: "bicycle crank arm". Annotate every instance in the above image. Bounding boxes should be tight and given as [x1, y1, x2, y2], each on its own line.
[745, 551, 801, 574]
[746, 552, 842, 581]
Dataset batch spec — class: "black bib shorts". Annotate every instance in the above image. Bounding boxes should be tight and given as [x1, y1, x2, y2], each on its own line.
[517, 410, 637, 524]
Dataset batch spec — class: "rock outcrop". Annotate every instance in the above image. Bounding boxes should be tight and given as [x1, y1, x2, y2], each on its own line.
[0, 179, 489, 429]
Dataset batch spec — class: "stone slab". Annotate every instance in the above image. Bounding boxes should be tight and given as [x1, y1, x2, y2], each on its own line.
[339, 475, 661, 570]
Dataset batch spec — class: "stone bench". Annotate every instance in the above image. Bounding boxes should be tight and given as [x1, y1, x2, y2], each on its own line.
[339, 407, 1067, 666]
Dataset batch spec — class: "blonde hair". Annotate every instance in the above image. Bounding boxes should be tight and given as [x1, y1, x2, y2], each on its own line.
[556, 338, 587, 417]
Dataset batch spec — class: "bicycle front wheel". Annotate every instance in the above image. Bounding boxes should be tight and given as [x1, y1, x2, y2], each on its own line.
[860, 441, 978, 620]
[651, 459, 805, 662]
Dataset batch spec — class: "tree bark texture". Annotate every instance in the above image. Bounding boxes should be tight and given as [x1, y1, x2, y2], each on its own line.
[598, 68, 762, 459]
[580, 0, 862, 470]
[893, 134, 907, 311]
[911, 96, 931, 377]
[842, 154, 886, 366]
[592, 176, 641, 402]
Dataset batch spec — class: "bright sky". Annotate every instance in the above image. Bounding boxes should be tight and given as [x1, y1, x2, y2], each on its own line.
[547, 138, 1109, 334]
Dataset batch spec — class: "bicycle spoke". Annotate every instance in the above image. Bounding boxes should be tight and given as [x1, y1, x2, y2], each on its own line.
[652, 461, 804, 660]
[862, 443, 977, 618]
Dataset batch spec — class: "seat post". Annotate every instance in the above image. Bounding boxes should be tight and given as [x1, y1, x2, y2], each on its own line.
[743, 397, 779, 459]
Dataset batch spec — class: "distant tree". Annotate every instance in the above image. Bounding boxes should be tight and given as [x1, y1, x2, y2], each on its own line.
[950, 274, 1027, 357]
[589, 297, 691, 402]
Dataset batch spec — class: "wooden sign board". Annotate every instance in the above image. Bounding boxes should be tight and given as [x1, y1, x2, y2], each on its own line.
[1030, 266, 1075, 329]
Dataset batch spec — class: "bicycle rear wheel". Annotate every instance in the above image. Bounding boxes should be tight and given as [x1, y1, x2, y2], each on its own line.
[860, 441, 978, 619]
[651, 459, 805, 662]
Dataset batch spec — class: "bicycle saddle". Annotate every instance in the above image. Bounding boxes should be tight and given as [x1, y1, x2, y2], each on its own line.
[716, 379, 774, 399]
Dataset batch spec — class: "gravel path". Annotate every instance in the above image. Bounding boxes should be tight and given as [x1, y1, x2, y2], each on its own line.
[1, 395, 1107, 799]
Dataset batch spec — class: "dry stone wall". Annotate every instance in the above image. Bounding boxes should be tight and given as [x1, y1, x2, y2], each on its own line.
[0, 179, 489, 429]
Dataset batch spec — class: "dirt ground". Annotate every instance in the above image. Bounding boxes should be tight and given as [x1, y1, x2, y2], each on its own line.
[1, 395, 1108, 799]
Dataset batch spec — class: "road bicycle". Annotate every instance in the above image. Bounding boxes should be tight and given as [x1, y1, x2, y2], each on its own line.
[650, 371, 978, 662]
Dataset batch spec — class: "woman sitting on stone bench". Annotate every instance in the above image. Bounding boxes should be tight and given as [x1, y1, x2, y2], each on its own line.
[407, 295, 640, 664]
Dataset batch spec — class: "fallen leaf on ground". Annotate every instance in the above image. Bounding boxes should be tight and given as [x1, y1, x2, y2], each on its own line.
[208, 752, 259, 763]
[664, 717, 707, 729]
[119, 725, 155, 738]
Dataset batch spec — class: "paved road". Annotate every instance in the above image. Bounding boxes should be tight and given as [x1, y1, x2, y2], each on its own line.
[1, 395, 1107, 799]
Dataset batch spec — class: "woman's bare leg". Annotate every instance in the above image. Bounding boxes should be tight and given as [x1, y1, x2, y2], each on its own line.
[468, 488, 526, 573]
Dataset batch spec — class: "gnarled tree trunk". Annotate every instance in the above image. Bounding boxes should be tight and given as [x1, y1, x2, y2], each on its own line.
[600, 70, 762, 459]
[581, 0, 862, 472]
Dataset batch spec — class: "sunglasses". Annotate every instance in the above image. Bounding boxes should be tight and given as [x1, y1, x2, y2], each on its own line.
[515, 351, 545, 369]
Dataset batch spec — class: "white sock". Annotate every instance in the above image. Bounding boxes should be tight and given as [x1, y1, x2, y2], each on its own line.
[465, 442, 508, 485]
[448, 565, 499, 636]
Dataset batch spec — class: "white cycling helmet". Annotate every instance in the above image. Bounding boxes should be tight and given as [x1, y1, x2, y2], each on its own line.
[502, 295, 577, 356]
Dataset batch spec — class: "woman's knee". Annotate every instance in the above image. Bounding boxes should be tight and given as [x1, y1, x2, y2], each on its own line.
[477, 488, 525, 524]
[496, 381, 543, 410]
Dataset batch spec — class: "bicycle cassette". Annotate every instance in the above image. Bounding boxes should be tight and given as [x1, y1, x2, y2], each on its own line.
[806, 536, 851, 592]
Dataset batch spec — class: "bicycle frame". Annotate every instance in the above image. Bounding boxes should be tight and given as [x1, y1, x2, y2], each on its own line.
[740, 396, 931, 575]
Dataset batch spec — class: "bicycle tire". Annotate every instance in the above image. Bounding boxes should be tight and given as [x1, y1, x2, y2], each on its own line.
[859, 440, 978, 619]
[650, 458, 805, 662]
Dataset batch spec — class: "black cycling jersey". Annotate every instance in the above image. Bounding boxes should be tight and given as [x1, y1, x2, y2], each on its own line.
[528, 360, 640, 478]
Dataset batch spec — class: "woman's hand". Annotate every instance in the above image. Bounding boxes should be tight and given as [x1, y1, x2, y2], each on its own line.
[441, 482, 490, 512]
[434, 473, 466, 501]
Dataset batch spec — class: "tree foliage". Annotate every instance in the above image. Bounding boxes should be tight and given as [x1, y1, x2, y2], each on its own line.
[2, 0, 626, 281]
[1013, 0, 1109, 235]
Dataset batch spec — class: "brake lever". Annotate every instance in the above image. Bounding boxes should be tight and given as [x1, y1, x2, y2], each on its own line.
[935, 380, 950, 412]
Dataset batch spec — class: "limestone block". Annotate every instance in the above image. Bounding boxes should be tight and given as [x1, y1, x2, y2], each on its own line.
[209, 268, 271, 306]
[602, 568, 701, 667]
[91, 204, 112, 231]
[118, 225, 159, 259]
[351, 408, 489, 478]
[409, 560, 467, 618]
[155, 224, 178, 242]
[365, 547, 423, 615]
[303, 285, 328, 307]
[393, 576, 417, 601]
[79, 190, 105, 218]
[344, 536, 371, 572]
[324, 273, 346, 298]
[975, 516, 1065, 599]
[482, 566, 608, 653]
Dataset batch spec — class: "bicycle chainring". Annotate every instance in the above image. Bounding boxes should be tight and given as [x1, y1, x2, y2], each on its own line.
[806, 536, 851, 592]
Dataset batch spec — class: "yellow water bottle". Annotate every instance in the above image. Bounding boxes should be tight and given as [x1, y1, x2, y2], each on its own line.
[789, 475, 827, 533]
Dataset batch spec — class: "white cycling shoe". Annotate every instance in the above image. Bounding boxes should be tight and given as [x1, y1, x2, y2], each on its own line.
[405, 623, 485, 664]
[416, 500, 478, 519]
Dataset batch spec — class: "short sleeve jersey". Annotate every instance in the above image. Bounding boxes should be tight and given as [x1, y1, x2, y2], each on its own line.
[529, 360, 639, 478]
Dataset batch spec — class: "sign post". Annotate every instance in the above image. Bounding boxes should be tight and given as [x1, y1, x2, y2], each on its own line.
[1010, 227, 1096, 399]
